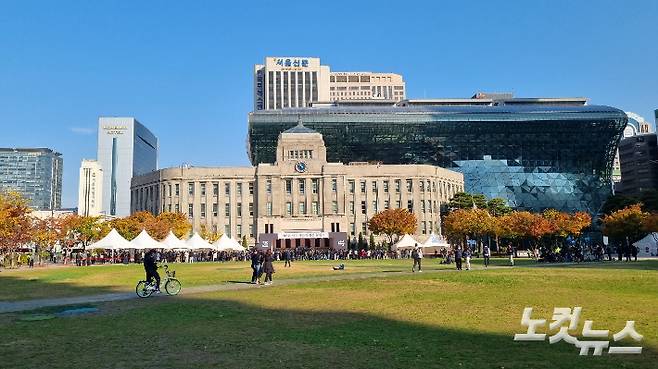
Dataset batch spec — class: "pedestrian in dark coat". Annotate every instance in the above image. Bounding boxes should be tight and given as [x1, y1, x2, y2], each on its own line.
[263, 250, 275, 285]
[455, 247, 463, 270]
[251, 250, 263, 284]
[283, 249, 292, 267]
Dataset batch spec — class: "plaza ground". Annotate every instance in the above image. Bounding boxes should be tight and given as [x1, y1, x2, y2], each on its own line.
[0, 259, 656, 368]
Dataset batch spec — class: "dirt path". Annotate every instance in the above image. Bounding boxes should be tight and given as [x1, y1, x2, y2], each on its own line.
[0, 266, 501, 314]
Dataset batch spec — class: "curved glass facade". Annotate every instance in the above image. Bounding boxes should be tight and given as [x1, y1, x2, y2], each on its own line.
[248, 105, 627, 213]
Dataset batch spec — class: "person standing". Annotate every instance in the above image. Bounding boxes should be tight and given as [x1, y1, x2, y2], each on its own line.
[411, 244, 423, 272]
[483, 245, 491, 268]
[263, 250, 275, 285]
[283, 249, 292, 268]
[508, 245, 515, 266]
[464, 247, 472, 270]
[250, 249, 263, 284]
[455, 247, 463, 271]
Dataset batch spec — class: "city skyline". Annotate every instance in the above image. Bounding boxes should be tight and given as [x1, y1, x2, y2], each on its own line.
[1, 1, 657, 208]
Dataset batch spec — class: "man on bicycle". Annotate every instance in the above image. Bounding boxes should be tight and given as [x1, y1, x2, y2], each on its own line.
[144, 249, 161, 293]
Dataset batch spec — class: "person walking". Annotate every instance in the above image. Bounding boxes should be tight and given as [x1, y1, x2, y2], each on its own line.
[508, 245, 515, 266]
[464, 247, 472, 270]
[631, 244, 638, 262]
[250, 249, 263, 284]
[263, 250, 275, 285]
[483, 245, 491, 268]
[283, 249, 292, 268]
[455, 247, 463, 271]
[411, 244, 423, 272]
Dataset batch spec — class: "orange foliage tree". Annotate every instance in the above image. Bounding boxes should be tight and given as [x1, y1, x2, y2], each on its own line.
[368, 208, 417, 245]
[602, 204, 648, 244]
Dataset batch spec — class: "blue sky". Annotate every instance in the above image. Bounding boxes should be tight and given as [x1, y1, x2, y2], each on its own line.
[1, 0, 657, 208]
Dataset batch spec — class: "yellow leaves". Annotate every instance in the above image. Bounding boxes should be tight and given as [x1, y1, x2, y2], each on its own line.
[368, 209, 417, 241]
[602, 204, 651, 241]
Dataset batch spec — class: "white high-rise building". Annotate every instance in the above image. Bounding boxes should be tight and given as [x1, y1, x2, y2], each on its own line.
[77, 159, 103, 216]
[97, 117, 158, 216]
[253, 56, 405, 110]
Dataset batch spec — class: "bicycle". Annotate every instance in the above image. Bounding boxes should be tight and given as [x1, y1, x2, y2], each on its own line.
[135, 263, 182, 298]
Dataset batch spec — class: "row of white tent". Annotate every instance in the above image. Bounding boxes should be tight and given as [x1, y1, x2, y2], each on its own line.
[392, 233, 450, 252]
[88, 229, 246, 252]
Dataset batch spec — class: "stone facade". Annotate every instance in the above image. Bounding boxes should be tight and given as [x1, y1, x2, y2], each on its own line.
[131, 124, 463, 247]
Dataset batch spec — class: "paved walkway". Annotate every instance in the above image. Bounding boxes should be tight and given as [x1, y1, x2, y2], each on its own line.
[0, 267, 499, 314]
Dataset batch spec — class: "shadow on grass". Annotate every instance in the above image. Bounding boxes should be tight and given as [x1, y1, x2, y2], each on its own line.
[0, 276, 655, 369]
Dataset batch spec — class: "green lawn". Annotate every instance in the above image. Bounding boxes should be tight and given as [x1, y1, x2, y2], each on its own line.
[0, 260, 656, 368]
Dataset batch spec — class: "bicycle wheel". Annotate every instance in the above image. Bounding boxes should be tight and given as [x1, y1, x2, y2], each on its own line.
[164, 278, 181, 296]
[136, 281, 153, 298]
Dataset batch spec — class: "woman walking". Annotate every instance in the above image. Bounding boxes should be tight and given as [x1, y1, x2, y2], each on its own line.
[263, 250, 275, 285]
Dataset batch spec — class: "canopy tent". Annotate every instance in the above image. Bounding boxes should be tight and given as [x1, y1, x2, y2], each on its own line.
[87, 228, 132, 250]
[633, 233, 658, 257]
[160, 231, 188, 250]
[130, 229, 163, 250]
[422, 233, 450, 252]
[392, 234, 421, 251]
[213, 234, 245, 252]
[185, 232, 216, 250]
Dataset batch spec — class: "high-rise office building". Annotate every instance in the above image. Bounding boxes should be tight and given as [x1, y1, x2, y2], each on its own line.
[0, 148, 63, 210]
[617, 133, 658, 195]
[612, 112, 652, 184]
[77, 159, 103, 216]
[253, 57, 405, 110]
[97, 117, 158, 217]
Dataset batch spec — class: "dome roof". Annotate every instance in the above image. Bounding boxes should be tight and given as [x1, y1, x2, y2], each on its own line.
[283, 117, 318, 134]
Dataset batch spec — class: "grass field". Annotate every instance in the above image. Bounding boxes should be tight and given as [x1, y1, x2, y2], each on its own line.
[0, 259, 656, 368]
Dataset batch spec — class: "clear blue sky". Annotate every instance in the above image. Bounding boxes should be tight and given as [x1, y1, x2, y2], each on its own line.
[1, 0, 657, 208]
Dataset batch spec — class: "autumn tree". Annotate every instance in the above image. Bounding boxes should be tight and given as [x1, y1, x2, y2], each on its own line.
[60, 214, 103, 250]
[156, 212, 192, 239]
[368, 208, 417, 245]
[443, 208, 491, 250]
[199, 224, 220, 242]
[0, 191, 33, 267]
[603, 204, 648, 245]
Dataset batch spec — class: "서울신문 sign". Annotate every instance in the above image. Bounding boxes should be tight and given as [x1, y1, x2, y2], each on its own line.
[278, 231, 329, 239]
[273, 58, 309, 70]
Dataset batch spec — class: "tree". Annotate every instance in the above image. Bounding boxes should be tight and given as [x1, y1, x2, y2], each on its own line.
[369, 233, 376, 250]
[156, 212, 192, 239]
[448, 192, 488, 210]
[486, 198, 512, 216]
[199, 224, 220, 242]
[602, 204, 648, 245]
[31, 216, 61, 265]
[368, 208, 417, 245]
[443, 208, 491, 250]
[0, 191, 33, 267]
[60, 214, 103, 250]
[242, 235, 249, 250]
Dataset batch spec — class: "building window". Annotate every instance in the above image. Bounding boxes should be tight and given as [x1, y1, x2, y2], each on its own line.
[361, 201, 366, 214]
[360, 181, 366, 193]
[249, 182, 254, 195]
[225, 183, 230, 196]
[286, 179, 292, 194]
[312, 201, 319, 215]
[200, 183, 206, 196]
[225, 224, 230, 237]
[422, 221, 427, 235]
[175, 204, 180, 213]
[249, 202, 254, 217]
[286, 202, 292, 216]
[396, 200, 401, 209]
[175, 184, 180, 196]
[225, 203, 230, 217]
[188, 182, 194, 196]
[348, 180, 355, 193]
[237, 203, 242, 217]
[372, 181, 377, 193]
[349, 201, 355, 214]
[200, 203, 206, 218]
[266, 179, 272, 194]
[299, 179, 305, 194]
[213, 183, 219, 196]
[237, 183, 242, 196]
[237, 224, 242, 238]
[383, 180, 389, 193]
[406, 179, 413, 192]
[266, 202, 272, 216]
[372, 200, 377, 212]
[332, 201, 338, 214]
[350, 222, 356, 236]
[384, 200, 390, 209]
[249, 224, 254, 237]
[419, 181, 425, 192]
[188, 204, 194, 217]
[299, 202, 306, 214]
[213, 203, 218, 217]
[407, 200, 413, 212]
[312, 178, 319, 194]
[421, 201, 426, 213]
[395, 179, 401, 192]
[427, 200, 432, 213]
[331, 178, 337, 192]
[361, 223, 367, 234]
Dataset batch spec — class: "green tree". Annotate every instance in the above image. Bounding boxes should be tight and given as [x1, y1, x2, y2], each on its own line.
[486, 198, 512, 216]
[242, 235, 249, 250]
[369, 233, 376, 250]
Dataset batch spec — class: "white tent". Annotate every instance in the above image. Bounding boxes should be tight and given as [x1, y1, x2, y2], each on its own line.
[87, 228, 132, 250]
[186, 232, 215, 250]
[422, 233, 450, 251]
[633, 233, 658, 257]
[213, 234, 245, 252]
[161, 231, 188, 250]
[130, 229, 163, 250]
[392, 234, 421, 251]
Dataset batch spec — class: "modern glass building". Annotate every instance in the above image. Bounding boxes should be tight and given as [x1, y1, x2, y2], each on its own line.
[248, 104, 627, 213]
[0, 148, 63, 210]
[97, 117, 158, 217]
